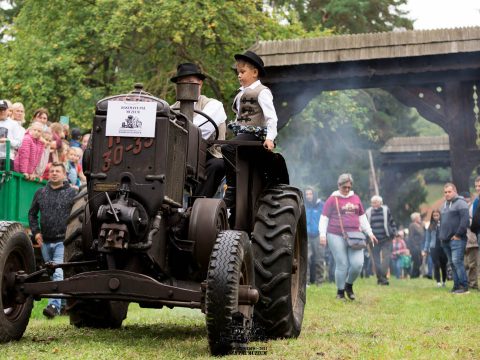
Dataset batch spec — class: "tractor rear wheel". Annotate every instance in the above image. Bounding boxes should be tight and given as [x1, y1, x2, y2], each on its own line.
[205, 230, 254, 356]
[251, 185, 307, 339]
[0, 222, 35, 342]
[64, 185, 128, 328]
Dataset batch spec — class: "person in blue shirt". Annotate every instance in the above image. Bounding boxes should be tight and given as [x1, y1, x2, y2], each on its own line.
[305, 187, 325, 285]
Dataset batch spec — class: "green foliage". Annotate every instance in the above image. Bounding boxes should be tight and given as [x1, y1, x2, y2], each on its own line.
[269, 0, 413, 33]
[422, 168, 451, 184]
[0, 0, 24, 41]
[278, 89, 421, 206]
[414, 115, 447, 136]
[393, 174, 428, 225]
[0, 0, 310, 127]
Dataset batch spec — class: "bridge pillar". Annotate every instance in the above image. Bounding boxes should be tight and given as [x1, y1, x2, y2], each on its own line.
[388, 80, 480, 193]
[444, 81, 479, 192]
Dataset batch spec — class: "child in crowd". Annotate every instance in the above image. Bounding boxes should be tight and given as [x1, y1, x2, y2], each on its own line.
[69, 128, 82, 148]
[66, 147, 85, 189]
[74, 147, 86, 184]
[222, 50, 278, 208]
[35, 127, 53, 179]
[81, 133, 90, 151]
[13, 121, 45, 180]
[392, 230, 410, 279]
[63, 123, 70, 141]
[49, 122, 64, 163]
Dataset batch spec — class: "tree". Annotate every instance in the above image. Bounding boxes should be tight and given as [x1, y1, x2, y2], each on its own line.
[0, 0, 25, 41]
[269, 0, 413, 33]
[0, 0, 311, 127]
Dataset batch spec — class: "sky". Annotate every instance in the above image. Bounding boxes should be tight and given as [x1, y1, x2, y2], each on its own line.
[401, 0, 480, 29]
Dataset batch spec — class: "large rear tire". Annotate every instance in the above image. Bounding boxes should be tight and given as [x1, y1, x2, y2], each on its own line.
[251, 185, 307, 339]
[64, 185, 128, 328]
[205, 230, 254, 356]
[0, 222, 35, 342]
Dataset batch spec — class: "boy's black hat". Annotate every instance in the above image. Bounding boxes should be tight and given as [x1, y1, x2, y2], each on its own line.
[234, 51, 266, 77]
[0, 100, 8, 110]
[170, 63, 206, 83]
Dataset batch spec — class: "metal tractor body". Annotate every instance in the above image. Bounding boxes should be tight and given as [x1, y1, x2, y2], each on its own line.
[0, 83, 308, 356]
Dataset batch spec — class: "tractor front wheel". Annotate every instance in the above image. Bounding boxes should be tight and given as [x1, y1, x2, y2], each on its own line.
[205, 230, 254, 356]
[0, 222, 35, 342]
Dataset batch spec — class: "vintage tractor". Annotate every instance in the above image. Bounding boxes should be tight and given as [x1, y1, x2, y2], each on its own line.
[0, 82, 307, 355]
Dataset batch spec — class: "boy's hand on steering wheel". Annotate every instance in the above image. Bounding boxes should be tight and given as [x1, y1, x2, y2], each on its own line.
[264, 139, 274, 151]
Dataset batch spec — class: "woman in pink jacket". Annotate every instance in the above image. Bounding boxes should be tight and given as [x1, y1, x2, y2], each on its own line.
[14, 121, 45, 180]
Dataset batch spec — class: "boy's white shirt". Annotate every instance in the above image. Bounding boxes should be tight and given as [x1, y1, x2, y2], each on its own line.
[235, 80, 278, 141]
[319, 190, 373, 237]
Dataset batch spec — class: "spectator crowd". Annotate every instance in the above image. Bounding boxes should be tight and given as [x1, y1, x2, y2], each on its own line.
[0, 99, 90, 189]
[305, 178, 480, 296]
[0, 99, 91, 318]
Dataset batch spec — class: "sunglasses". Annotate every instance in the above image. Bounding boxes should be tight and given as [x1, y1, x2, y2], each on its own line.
[340, 185, 351, 189]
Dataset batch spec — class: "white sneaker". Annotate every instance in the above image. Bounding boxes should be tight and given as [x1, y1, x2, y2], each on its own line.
[436, 282, 442, 288]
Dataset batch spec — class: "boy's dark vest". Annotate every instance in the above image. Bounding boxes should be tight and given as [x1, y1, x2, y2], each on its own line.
[232, 84, 269, 127]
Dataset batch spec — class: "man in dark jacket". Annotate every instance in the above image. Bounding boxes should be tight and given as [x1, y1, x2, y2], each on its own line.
[305, 187, 325, 285]
[439, 183, 470, 294]
[29, 162, 77, 317]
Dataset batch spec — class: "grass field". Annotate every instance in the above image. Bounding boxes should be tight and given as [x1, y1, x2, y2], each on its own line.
[3, 277, 480, 359]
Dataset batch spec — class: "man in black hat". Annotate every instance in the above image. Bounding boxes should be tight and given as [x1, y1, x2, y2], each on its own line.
[171, 63, 227, 198]
[222, 50, 278, 208]
[0, 99, 23, 170]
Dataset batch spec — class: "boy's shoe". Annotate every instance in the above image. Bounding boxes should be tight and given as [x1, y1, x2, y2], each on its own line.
[442, 282, 446, 287]
[43, 304, 58, 319]
[336, 289, 345, 300]
[436, 282, 442, 288]
[453, 287, 470, 295]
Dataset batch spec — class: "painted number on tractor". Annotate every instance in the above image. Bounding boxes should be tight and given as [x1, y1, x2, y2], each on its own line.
[102, 137, 154, 172]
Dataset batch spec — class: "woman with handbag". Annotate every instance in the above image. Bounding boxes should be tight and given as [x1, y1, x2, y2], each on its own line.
[319, 173, 377, 300]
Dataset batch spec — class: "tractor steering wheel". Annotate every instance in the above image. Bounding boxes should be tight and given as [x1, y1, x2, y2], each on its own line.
[194, 109, 219, 141]
[171, 108, 219, 141]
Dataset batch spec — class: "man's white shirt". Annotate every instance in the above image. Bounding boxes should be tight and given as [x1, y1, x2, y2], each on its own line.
[194, 99, 226, 140]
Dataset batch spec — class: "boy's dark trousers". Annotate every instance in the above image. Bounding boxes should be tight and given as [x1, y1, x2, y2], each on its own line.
[221, 133, 258, 207]
[194, 154, 225, 198]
